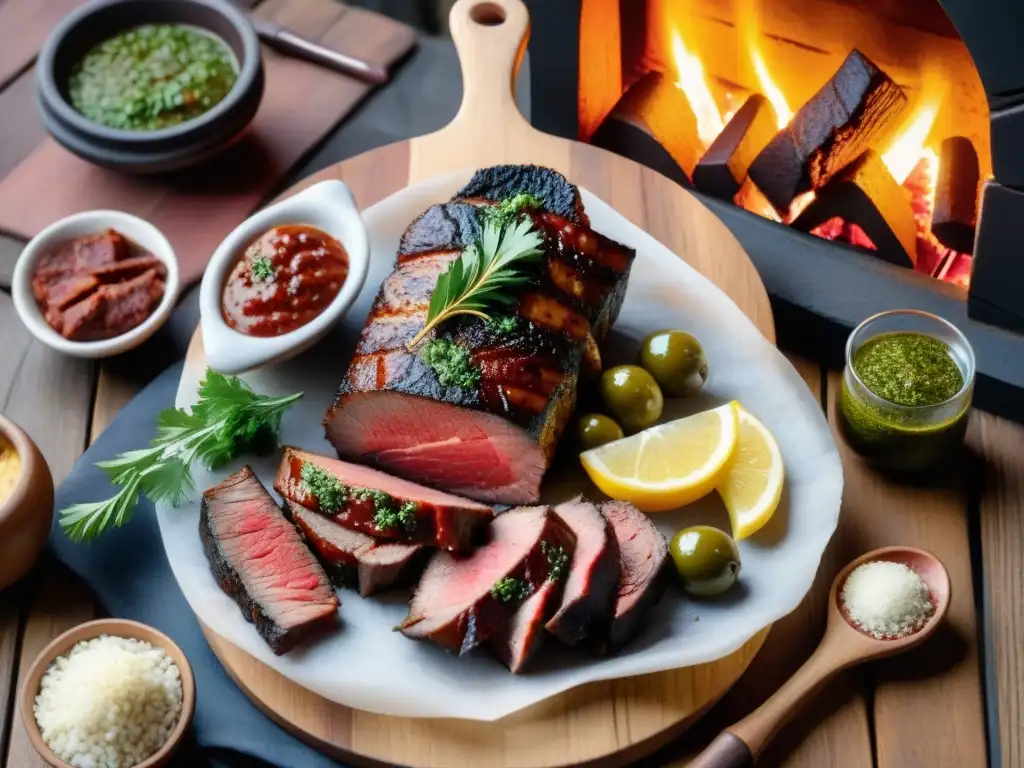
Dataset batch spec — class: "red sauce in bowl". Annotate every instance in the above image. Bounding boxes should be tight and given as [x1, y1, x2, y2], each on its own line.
[221, 224, 349, 337]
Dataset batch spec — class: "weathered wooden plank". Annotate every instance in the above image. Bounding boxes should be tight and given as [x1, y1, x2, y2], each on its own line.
[5, 561, 99, 768]
[0, 68, 45, 183]
[826, 371, 987, 768]
[0, 0, 82, 89]
[669, 355, 872, 767]
[968, 411, 1024, 768]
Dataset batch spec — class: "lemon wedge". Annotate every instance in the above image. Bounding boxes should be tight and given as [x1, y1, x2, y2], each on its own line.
[580, 402, 740, 512]
[717, 405, 784, 540]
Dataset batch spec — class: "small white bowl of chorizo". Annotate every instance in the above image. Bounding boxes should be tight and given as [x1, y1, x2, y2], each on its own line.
[11, 210, 180, 358]
[198, 179, 370, 375]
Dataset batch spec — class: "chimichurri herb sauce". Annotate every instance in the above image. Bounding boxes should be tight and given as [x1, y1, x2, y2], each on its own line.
[838, 331, 969, 471]
[68, 25, 238, 131]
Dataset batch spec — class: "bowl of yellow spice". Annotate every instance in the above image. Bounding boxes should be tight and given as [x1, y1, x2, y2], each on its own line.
[837, 309, 975, 472]
[0, 416, 54, 589]
[35, 0, 263, 173]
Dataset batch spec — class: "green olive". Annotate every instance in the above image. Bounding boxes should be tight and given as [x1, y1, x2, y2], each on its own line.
[599, 365, 664, 431]
[578, 413, 625, 451]
[640, 330, 708, 397]
[669, 525, 741, 597]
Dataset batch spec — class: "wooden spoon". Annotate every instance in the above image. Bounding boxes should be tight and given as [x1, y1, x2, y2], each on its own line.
[688, 546, 950, 767]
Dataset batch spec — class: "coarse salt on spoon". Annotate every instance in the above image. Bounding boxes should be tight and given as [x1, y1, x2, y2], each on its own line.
[687, 546, 950, 768]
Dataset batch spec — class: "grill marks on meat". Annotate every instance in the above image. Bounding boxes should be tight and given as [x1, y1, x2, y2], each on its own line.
[593, 501, 669, 654]
[285, 501, 426, 596]
[274, 447, 493, 552]
[200, 466, 339, 654]
[400, 506, 576, 665]
[545, 498, 620, 647]
[325, 166, 635, 504]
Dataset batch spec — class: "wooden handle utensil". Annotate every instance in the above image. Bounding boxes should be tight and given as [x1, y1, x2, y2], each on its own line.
[688, 546, 951, 767]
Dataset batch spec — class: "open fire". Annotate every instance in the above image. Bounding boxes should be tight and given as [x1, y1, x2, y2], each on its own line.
[628, 0, 981, 287]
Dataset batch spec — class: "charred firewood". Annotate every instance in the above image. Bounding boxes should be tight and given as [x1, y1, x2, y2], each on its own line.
[932, 136, 980, 254]
[791, 149, 916, 268]
[591, 71, 702, 187]
[694, 94, 777, 200]
[749, 50, 908, 215]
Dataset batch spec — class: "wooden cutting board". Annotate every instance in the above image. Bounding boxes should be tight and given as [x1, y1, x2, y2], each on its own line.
[193, 0, 777, 764]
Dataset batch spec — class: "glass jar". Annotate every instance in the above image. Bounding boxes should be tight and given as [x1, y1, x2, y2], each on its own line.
[837, 310, 975, 472]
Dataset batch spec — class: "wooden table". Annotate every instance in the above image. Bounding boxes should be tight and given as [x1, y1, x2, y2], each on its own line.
[0, 5, 1019, 768]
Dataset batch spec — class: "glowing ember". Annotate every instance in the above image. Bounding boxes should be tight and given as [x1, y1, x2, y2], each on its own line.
[882, 100, 939, 183]
[669, 30, 724, 148]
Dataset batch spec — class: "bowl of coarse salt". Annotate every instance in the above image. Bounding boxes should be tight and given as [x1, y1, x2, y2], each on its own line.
[19, 618, 195, 768]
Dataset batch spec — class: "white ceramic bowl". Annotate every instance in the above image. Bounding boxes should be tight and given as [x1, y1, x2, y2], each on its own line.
[199, 180, 369, 374]
[12, 211, 180, 358]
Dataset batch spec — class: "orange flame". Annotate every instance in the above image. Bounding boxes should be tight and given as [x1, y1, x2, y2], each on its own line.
[738, 0, 792, 129]
[669, 29, 725, 148]
[882, 100, 940, 184]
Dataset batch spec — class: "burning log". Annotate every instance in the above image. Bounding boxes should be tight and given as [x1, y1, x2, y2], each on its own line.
[791, 149, 916, 268]
[932, 137, 980, 254]
[693, 94, 777, 200]
[591, 71, 702, 187]
[749, 50, 908, 215]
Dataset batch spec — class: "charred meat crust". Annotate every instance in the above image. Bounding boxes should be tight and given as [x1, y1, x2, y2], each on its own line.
[455, 164, 589, 225]
[199, 466, 339, 655]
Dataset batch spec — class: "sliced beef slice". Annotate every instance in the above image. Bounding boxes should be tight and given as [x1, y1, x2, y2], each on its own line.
[200, 466, 339, 654]
[275, 446, 493, 552]
[545, 498, 620, 646]
[400, 506, 576, 658]
[285, 501, 426, 596]
[593, 501, 669, 653]
[488, 578, 562, 673]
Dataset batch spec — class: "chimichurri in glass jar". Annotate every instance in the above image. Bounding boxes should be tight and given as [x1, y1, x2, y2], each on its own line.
[68, 24, 238, 131]
[838, 312, 974, 472]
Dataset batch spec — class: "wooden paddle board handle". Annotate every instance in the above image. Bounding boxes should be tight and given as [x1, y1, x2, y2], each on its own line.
[686, 732, 753, 768]
[411, 0, 566, 179]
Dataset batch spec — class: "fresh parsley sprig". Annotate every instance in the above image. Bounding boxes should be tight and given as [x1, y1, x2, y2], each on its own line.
[407, 215, 544, 348]
[60, 369, 303, 543]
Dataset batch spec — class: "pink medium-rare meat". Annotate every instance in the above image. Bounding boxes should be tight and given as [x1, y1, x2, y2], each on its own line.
[488, 578, 562, 673]
[275, 446, 493, 552]
[545, 498, 620, 646]
[399, 506, 576, 657]
[324, 166, 635, 505]
[200, 466, 339, 654]
[594, 501, 669, 653]
[285, 501, 425, 596]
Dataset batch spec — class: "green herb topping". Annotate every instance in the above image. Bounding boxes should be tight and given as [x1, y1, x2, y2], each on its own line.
[59, 369, 302, 542]
[422, 338, 481, 390]
[541, 541, 569, 581]
[485, 315, 521, 335]
[69, 24, 238, 132]
[853, 332, 964, 407]
[300, 462, 347, 513]
[484, 193, 544, 228]
[251, 255, 274, 282]
[408, 215, 544, 348]
[372, 500, 418, 533]
[490, 577, 532, 603]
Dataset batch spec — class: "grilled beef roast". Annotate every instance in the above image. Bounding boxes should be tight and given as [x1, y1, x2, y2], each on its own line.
[593, 501, 669, 653]
[399, 506, 576, 658]
[325, 166, 635, 504]
[200, 466, 339, 654]
[545, 498, 620, 646]
[275, 446, 493, 552]
[285, 501, 425, 596]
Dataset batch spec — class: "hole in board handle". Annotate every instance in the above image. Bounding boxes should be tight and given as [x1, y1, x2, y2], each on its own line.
[470, 2, 506, 25]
